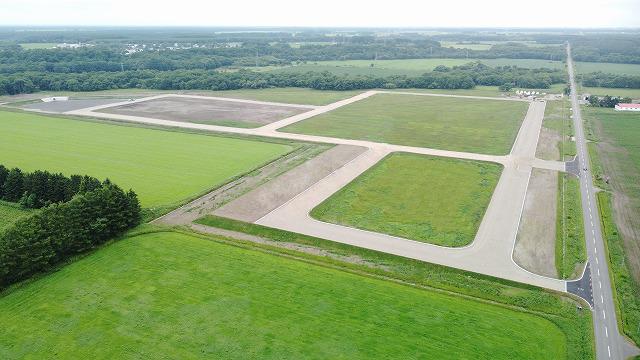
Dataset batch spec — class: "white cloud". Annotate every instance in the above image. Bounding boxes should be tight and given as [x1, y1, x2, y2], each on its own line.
[0, 0, 638, 27]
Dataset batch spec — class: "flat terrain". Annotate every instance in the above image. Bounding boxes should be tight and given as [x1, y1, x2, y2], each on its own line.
[18, 43, 57, 49]
[0, 110, 292, 209]
[270, 58, 564, 77]
[514, 169, 558, 278]
[575, 62, 640, 76]
[0, 231, 567, 359]
[580, 86, 640, 100]
[213, 145, 366, 222]
[0, 202, 32, 231]
[282, 93, 529, 154]
[206, 88, 363, 106]
[23, 98, 129, 113]
[311, 153, 501, 247]
[99, 96, 309, 128]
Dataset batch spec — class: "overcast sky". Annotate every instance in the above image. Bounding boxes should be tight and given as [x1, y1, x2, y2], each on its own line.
[1, 0, 639, 28]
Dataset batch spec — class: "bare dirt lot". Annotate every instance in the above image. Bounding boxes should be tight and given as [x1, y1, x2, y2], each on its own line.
[214, 144, 367, 222]
[536, 126, 561, 161]
[98, 96, 311, 128]
[514, 168, 559, 278]
[23, 98, 129, 113]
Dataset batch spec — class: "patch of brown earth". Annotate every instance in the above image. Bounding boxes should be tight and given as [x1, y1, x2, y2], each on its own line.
[536, 126, 562, 161]
[213, 144, 367, 222]
[513, 168, 559, 278]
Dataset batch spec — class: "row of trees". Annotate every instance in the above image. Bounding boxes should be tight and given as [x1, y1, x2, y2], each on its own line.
[587, 95, 633, 108]
[582, 72, 640, 89]
[0, 40, 566, 75]
[0, 63, 566, 95]
[0, 165, 102, 208]
[0, 181, 141, 288]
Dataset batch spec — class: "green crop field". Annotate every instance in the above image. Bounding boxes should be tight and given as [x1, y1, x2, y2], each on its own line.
[269, 58, 564, 77]
[206, 87, 363, 105]
[283, 93, 528, 154]
[580, 86, 640, 100]
[0, 231, 567, 359]
[311, 153, 501, 247]
[576, 62, 640, 76]
[0, 111, 292, 210]
[18, 43, 57, 49]
[0, 202, 33, 231]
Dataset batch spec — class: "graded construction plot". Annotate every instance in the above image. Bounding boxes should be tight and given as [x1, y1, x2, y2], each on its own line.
[311, 153, 501, 247]
[0, 202, 32, 231]
[514, 169, 559, 278]
[537, 99, 574, 161]
[283, 93, 529, 154]
[98, 96, 311, 128]
[213, 144, 366, 222]
[0, 231, 567, 359]
[0, 110, 292, 209]
[22, 98, 129, 113]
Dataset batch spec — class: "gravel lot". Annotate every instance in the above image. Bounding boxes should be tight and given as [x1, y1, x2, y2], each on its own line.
[98, 96, 309, 127]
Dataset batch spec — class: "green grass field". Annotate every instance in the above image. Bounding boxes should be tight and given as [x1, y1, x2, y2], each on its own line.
[270, 58, 564, 77]
[584, 107, 640, 346]
[18, 43, 57, 49]
[283, 93, 528, 154]
[576, 62, 640, 76]
[311, 153, 501, 246]
[205, 87, 363, 105]
[0, 202, 33, 231]
[0, 111, 292, 210]
[580, 86, 640, 100]
[0, 230, 567, 359]
[555, 174, 586, 279]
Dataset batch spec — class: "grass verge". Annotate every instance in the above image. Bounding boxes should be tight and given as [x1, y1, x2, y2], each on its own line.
[555, 173, 587, 279]
[597, 192, 640, 345]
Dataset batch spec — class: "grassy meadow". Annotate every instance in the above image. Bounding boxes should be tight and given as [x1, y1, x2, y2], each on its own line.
[0, 231, 568, 359]
[206, 87, 363, 105]
[270, 58, 564, 77]
[0, 202, 33, 231]
[283, 93, 529, 154]
[0, 110, 292, 210]
[311, 153, 501, 247]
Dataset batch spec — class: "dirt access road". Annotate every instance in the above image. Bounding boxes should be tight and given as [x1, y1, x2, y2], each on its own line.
[68, 90, 567, 291]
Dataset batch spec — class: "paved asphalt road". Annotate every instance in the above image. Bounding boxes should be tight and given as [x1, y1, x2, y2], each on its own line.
[567, 44, 639, 360]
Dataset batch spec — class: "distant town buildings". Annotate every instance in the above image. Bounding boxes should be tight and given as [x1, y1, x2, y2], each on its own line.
[614, 103, 640, 111]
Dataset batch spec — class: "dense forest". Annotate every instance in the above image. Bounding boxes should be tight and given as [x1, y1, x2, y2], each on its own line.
[0, 62, 565, 95]
[0, 165, 141, 288]
[0, 28, 638, 95]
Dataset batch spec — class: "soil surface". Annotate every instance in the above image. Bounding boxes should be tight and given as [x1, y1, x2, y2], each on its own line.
[214, 145, 367, 222]
[535, 126, 561, 161]
[155, 144, 330, 226]
[514, 168, 559, 278]
[23, 99, 129, 113]
[98, 96, 309, 127]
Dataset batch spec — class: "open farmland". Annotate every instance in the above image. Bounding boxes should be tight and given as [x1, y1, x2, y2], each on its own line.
[575, 62, 640, 76]
[282, 93, 529, 154]
[0, 110, 292, 210]
[311, 153, 501, 247]
[98, 96, 310, 128]
[0, 231, 568, 359]
[269, 58, 564, 77]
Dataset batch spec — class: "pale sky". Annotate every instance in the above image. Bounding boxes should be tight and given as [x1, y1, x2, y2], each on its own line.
[1, 0, 638, 28]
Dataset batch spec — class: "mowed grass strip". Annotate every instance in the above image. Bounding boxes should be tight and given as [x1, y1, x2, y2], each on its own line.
[0, 111, 292, 208]
[283, 93, 528, 154]
[311, 153, 502, 246]
[0, 231, 566, 359]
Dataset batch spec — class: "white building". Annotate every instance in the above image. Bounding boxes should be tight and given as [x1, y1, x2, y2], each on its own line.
[615, 103, 640, 112]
